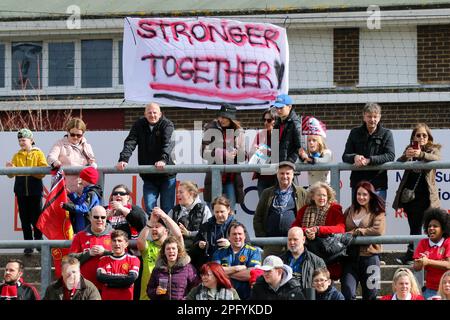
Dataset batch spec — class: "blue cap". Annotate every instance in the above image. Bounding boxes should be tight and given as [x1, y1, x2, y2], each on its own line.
[272, 94, 293, 108]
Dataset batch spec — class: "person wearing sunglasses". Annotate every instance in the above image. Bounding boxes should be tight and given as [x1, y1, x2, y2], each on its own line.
[69, 205, 113, 290]
[250, 109, 278, 197]
[47, 117, 96, 192]
[105, 184, 147, 300]
[393, 123, 441, 265]
[106, 184, 147, 242]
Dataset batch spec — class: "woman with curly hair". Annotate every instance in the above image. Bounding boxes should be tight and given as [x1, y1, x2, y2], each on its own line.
[413, 208, 450, 299]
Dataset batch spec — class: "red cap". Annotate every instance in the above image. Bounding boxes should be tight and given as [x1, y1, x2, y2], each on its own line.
[79, 167, 99, 185]
[249, 268, 265, 286]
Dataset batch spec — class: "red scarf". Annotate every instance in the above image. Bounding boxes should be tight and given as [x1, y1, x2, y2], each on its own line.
[1, 280, 20, 300]
[107, 203, 138, 239]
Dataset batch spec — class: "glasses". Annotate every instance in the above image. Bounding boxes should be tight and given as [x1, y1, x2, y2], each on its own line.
[112, 191, 128, 196]
[415, 133, 428, 138]
[264, 118, 273, 123]
[69, 132, 83, 138]
[92, 215, 106, 220]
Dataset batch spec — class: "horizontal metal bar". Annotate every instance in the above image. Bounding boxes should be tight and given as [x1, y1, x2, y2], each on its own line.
[1, 160, 450, 176]
[0, 235, 428, 249]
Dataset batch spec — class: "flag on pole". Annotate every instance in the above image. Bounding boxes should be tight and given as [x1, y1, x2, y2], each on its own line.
[37, 169, 74, 277]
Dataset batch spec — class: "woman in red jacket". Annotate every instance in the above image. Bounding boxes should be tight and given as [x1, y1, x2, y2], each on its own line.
[291, 181, 345, 239]
[381, 268, 424, 300]
[291, 181, 345, 279]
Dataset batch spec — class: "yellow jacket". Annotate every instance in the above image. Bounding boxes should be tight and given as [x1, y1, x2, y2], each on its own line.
[9, 147, 48, 179]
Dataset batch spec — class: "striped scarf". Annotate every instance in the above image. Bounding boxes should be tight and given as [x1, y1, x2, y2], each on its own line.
[195, 285, 235, 300]
[301, 203, 330, 228]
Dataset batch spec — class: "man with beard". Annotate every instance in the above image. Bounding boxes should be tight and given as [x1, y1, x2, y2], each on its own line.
[0, 259, 40, 300]
[136, 207, 182, 300]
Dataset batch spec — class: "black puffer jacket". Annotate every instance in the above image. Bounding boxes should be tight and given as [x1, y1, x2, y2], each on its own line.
[342, 123, 395, 189]
[273, 109, 302, 163]
[118, 116, 175, 182]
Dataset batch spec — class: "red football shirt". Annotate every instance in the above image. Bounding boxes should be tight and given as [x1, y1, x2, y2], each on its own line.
[69, 231, 112, 289]
[413, 237, 450, 290]
[97, 254, 140, 300]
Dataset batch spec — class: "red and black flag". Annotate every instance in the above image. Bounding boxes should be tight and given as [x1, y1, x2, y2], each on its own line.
[37, 169, 74, 277]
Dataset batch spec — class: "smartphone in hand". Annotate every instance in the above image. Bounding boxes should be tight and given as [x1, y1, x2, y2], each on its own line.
[411, 141, 420, 150]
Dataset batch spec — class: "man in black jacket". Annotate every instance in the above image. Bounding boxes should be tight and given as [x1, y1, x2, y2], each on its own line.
[250, 255, 304, 300]
[342, 102, 395, 200]
[117, 103, 176, 214]
[273, 94, 303, 163]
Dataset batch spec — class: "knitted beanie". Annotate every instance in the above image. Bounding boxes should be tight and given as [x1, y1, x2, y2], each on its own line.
[18, 128, 33, 140]
[79, 167, 99, 184]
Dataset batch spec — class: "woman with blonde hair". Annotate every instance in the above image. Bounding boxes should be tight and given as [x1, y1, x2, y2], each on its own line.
[168, 181, 212, 239]
[47, 117, 96, 192]
[437, 270, 450, 300]
[299, 134, 332, 186]
[380, 268, 424, 300]
[291, 181, 345, 279]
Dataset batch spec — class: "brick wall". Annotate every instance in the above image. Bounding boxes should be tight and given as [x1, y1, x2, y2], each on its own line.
[121, 102, 450, 130]
[418, 24, 450, 83]
[333, 28, 359, 87]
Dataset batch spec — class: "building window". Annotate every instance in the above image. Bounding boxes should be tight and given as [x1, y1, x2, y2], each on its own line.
[0, 44, 4, 88]
[288, 29, 334, 88]
[119, 40, 123, 85]
[48, 42, 75, 87]
[11, 42, 43, 90]
[81, 39, 112, 88]
[359, 26, 417, 86]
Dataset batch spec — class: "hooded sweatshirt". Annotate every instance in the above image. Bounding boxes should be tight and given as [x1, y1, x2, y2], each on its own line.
[250, 265, 305, 300]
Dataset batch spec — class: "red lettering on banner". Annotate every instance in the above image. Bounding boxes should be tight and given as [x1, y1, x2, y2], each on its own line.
[141, 54, 275, 90]
[136, 19, 281, 53]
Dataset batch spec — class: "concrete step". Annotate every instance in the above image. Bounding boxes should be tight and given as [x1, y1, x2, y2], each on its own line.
[334, 280, 394, 296]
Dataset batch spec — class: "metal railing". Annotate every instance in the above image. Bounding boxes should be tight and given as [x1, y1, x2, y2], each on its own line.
[1, 160, 446, 296]
[2, 160, 450, 202]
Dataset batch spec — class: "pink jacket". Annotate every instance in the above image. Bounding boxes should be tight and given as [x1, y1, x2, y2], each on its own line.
[47, 136, 96, 191]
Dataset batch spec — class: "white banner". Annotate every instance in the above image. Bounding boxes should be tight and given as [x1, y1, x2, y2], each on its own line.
[1, 129, 449, 252]
[123, 17, 289, 109]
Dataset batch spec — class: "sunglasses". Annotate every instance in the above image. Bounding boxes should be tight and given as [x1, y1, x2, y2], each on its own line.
[264, 118, 273, 123]
[112, 191, 129, 196]
[415, 133, 428, 138]
[92, 215, 106, 220]
[69, 132, 83, 138]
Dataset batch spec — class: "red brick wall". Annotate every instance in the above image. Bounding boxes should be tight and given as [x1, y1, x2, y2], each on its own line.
[333, 28, 359, 86]
[418, 24, 450, 83]
[121, 102, 450, 130]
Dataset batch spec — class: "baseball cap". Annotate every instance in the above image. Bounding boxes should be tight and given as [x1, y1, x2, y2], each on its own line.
[278, 161, 296, 171]
[256, 255, 284, 271]
[18, 128, 33, 140]
[272, 94, 293, 108]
